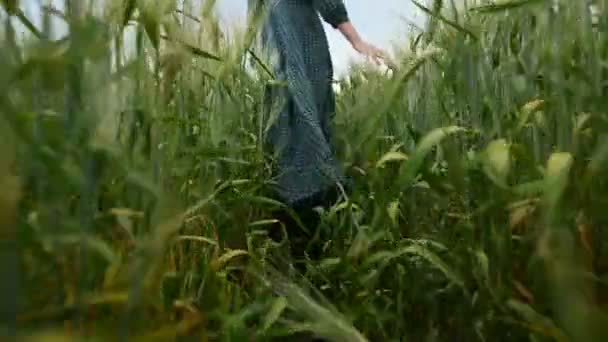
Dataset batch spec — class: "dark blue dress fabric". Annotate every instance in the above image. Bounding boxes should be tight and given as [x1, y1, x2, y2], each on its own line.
[248, 0, 351, 207]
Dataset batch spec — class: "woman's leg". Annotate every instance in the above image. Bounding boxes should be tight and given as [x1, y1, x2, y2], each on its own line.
[269, 205, 319, 266]
[270, 186, 340, 267]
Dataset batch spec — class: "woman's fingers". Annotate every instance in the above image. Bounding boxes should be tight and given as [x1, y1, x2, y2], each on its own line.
[373, 54, 382, 65]
[355, 41, 387, 66]
[366, 53, 382, 66]
[371, 47, 386, 65]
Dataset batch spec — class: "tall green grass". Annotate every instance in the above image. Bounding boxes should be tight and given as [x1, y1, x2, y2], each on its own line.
[1, 0, 608, 341]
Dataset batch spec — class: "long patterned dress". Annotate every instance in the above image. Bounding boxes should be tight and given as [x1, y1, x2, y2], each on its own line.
[248, 0, 351, 208]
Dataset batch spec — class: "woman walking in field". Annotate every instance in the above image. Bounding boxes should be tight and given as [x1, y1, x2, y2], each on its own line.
[249, 0, 385, 261]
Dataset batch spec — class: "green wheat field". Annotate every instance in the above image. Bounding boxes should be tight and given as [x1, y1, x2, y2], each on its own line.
[1, 0, 608, 341]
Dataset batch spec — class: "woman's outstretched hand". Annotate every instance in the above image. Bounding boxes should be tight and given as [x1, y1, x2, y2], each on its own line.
[352, 39, 386, 65]
[336, 21, 386, 66]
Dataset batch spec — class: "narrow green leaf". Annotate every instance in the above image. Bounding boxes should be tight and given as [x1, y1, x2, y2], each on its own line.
[387, 200, 400, 226]
[238, 195, 286, 209]
[248, 48, 274, 78]
[411, 0, 478, 40]
[543, 152, 573, 223]
[587, 135, 608, 175]
[138, 2, 160, 50]
[470, 0, 547, 13]
[473, 249, 490, 287]
[507, 299, 568, 341]
[122, 0, 137, 29]
[258, 266, 369, 342]
[161, 35, 222, 61]
[481, 139, 511, 188]
[403, 244, 466, 291]
[401, 126, 466, 185]
[364, 243, 466, 292]
[376, 151, 409, 169]
[262, 297, 288, 332]
[1, 0, 19, 15]
[1, 1, 44, 38]
[211, 249, 248, 271]
[515, 99, 545, 134]
[173, 235, 218, 246]
[249, 219, 280, 227]
[15, 11, 43, 38]
[319, 257, 342, 270]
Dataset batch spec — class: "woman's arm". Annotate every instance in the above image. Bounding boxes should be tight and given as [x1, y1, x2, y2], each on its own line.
[312, 0, 349, 29]
[312, 0, 386, 65]
[336, 21, 385, 65]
